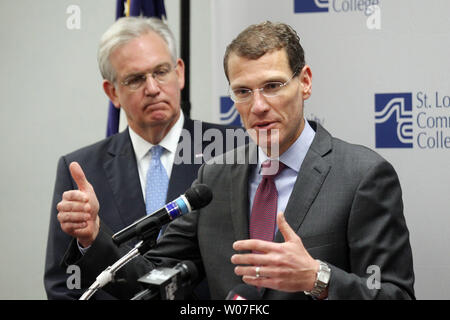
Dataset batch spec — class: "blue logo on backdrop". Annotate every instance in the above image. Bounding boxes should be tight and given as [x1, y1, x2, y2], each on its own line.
[294, 0, 380, 15]
[375, 93, 413, 148]
[220, 97, 242, 126]
[294, 0, 329, 13]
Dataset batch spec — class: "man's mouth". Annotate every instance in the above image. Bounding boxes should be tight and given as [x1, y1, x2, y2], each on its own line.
[144, 101, 167, 111]
[253, 121, 276, 130]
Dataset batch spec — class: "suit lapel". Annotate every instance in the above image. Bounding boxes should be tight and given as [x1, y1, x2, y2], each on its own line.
[103, 129, 146, 229]
[229, 143, 258, 241]
[167, 117, 202, 201]
[274, 123, 332, 243]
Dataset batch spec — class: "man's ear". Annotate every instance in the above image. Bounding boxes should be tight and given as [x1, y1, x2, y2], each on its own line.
[175, 58, 185, 90]
[300, 65, 312, 100]
[103, 80, 121, 108]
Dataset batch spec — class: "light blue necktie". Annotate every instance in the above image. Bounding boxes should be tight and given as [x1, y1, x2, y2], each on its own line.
[145, 145, 169, 217]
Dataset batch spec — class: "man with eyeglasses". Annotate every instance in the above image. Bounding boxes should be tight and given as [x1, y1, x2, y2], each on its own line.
[44, 17, 243, 300]
[59, 21, 415, 300]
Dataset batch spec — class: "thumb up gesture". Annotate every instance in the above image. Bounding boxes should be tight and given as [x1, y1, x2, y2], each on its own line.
[57, 162, 100, 248]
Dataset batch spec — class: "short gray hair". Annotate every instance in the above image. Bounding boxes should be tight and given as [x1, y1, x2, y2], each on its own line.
[98, 17, 177, 83]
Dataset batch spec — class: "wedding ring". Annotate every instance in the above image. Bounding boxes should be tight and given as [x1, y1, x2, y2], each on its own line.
[255, 266, 261, 278]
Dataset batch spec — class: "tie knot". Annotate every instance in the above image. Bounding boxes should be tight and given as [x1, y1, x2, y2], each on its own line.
[261, 160, 286, 178]
[151, 145, 164, 159]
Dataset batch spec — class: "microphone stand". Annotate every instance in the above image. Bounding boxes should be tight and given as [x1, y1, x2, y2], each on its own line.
[79, 232, 158, 300]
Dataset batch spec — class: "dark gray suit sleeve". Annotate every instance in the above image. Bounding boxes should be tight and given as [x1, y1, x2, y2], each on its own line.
[44, 156, 84, 299]
[327, 160, 415, 299]
[62, 223, 151, 300]
[45, 155, 132, 300]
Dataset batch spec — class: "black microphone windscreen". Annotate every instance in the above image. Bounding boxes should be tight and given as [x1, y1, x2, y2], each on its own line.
[177, 260, 199, 285]
[185, 184, 212, 210]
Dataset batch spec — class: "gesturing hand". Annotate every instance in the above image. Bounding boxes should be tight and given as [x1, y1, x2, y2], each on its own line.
[231, 212, 320, 294]
[57, 162, 100, 248]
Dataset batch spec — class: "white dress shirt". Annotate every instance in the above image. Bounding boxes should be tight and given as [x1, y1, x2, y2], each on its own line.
[128, 112, 184, 199]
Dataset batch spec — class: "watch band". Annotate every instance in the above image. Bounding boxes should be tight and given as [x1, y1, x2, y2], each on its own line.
[304, 260, 331, 298]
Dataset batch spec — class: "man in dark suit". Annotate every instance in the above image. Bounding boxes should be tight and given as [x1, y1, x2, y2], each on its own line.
[58, 21, 415, 300]
[44, 17, 243, 299]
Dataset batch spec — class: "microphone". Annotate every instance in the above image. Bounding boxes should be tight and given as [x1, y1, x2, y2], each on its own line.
[225, 284, 262, 300]
[132, 260, 199, 300]
[112, 184, 212, 246]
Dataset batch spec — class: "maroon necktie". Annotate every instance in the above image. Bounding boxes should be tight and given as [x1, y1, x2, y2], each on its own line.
[250, 160, 286, 242]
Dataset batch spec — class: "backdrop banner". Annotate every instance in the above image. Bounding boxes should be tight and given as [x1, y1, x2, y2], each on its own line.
[211, 0, 450, 299]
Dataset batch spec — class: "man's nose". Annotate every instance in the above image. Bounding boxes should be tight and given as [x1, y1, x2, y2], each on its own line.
[250, 90, 270, 114]
[144, 74, 161, 95]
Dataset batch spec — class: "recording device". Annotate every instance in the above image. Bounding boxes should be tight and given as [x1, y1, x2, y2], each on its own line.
[131, 261, 199, 300]
[225, 284, 262, 300]
[112, 184, 212, 246]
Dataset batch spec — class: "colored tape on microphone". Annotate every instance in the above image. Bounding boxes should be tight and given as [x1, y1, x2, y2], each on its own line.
[166, 197, 189, 220]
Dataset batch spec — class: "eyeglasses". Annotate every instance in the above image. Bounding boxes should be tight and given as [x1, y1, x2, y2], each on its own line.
[228, 71, 298, 103]
[120, 64, 176, 91]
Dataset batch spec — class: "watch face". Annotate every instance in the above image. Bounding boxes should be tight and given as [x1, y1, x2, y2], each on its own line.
[317, 262, 331, 284]
[304, 261, 331, 297]
[318, 272, 329, 283]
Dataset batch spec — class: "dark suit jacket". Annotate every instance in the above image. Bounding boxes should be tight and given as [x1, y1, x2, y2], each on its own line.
[44, 116, 244, 299]
[63, 121, 415, 300]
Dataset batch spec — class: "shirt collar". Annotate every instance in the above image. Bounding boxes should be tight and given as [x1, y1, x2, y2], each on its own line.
[128, 112, 184, 161]
[257, 119, 316, 173]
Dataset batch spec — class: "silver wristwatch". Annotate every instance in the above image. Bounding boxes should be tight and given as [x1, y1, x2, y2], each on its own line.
[304, 260, 331, 298]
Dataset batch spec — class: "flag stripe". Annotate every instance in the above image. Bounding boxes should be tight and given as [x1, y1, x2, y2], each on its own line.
[106, 0, 167, 137]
